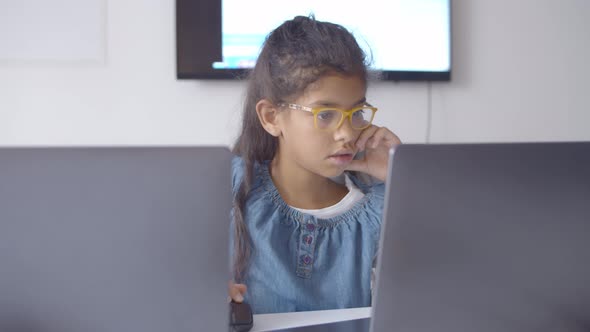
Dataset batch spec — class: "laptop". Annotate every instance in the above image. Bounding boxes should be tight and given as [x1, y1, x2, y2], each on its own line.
[0, 146, 232, 332]
[371, 142, 590, 332]
[271, 317, 370, 332]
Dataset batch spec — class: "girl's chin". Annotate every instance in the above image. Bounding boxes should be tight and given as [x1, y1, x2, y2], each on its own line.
[321, 165, 348, 178]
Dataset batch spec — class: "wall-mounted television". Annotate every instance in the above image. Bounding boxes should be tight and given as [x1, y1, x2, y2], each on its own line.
[176, 0, 451, 81]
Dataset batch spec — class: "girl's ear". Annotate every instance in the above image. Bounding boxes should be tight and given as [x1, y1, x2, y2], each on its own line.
[255, 99, 282, 137]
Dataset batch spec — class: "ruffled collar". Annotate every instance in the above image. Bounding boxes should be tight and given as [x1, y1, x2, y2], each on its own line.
[255, 160, 377, 228]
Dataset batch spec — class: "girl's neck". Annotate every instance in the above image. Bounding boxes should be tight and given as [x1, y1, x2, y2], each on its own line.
[269, 152, 348, 210]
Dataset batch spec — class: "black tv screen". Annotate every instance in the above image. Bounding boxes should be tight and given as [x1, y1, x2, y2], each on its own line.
[176, 0, 451, 81]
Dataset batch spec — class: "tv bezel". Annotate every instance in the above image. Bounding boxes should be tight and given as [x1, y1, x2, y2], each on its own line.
[176, 0, 452, 81]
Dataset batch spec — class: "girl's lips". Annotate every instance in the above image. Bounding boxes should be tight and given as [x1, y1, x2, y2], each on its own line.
[328, 153, 354, 165]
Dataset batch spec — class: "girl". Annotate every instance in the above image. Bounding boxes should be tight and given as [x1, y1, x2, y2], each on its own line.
[229, 15, 401, 314]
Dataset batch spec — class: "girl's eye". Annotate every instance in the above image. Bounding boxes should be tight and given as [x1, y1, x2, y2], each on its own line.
[316, 110, 338, 121]
[352, 109, 366, 118]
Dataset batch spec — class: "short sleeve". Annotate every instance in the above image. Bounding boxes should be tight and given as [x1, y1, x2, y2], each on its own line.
[231, 155, 245, 195]
[368, 181, 386, 228]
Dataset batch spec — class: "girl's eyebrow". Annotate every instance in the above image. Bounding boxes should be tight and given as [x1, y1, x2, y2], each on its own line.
[310, 97, 367, 108]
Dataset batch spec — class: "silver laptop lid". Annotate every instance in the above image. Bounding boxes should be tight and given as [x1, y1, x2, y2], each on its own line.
[0, 146, 231, 332]
[372, 142, 590, 332]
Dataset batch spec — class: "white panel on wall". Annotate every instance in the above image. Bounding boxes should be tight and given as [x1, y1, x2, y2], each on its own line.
[0, 0, 105, 62]
[429, 0, 590, 143]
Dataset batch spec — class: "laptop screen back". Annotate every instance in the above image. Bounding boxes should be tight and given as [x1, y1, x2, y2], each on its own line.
[0, 146, 231, 332]
[372, 143, 590, 332]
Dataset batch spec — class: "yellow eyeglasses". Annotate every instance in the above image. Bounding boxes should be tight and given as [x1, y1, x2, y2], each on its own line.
[277, 103, 378, 130]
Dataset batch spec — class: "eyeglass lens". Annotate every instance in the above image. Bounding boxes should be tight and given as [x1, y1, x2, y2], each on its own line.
[315, 108, 373, 129]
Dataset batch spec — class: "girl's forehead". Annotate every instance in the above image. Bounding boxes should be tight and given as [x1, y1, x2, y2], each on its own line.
[298, 73, 366, 107]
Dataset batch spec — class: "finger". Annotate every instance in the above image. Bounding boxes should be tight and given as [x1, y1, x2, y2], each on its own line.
[344, 159, 367, 173]
[355, 126, 379, 151]
[368, 128, 388, 149]
[235, 284, 247, 294]
[228, 283, 247, 303]
[370, 128, 401, 149]
[383, 129, 402, 147]
[229, 286, 244, 303]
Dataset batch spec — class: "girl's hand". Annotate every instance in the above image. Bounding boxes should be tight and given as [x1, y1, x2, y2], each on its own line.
[345, 126, 401, 182]
[228, 281, 247, 303]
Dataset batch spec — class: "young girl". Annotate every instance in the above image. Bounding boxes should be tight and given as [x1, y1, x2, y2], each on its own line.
[229, 15, 401, 314]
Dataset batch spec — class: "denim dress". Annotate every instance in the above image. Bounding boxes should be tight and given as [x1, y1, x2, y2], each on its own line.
[231, 156, 385, 314]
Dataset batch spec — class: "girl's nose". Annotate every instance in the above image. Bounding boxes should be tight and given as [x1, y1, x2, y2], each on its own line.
[333, 117, 357, 143]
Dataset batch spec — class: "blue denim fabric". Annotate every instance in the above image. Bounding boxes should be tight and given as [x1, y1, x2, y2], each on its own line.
[231, 156, 385, 314]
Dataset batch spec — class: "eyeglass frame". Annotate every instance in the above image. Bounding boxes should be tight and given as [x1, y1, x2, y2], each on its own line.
[276, 102, 378, 130]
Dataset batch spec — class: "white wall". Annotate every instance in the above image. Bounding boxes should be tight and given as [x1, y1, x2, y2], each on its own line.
[0, 0, 588, 147]
[432, 0, 590, 143]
